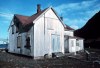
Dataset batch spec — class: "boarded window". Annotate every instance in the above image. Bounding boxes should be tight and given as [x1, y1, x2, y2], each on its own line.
[25, 37, 31, 49]
[17, 36, 21, 48]
[12, 25, 14, 34]
[16, 27, 18, 33]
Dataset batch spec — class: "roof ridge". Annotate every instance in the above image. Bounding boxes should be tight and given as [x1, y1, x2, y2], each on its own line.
[14, 14, 30, 17]
[14, 7, 49, 26]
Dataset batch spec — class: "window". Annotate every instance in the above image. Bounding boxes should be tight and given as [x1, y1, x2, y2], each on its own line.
[25, 37, 31, 49]
[16, 22, 19, 33]
[16, 27, 18, 33]
[12, 25, 14, 34]
[17, 36, 21, 48]
[76, 40, 79, 46]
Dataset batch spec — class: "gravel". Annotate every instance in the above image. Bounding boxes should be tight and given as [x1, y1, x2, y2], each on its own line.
[0, 50, 100, 68]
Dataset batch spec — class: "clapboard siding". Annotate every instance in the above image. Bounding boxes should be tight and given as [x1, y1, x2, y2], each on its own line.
[64, 31, 73, 36]
[34, 15, 45, 57]
[8, 6, 84, 59]
[33, 8, 64, 57]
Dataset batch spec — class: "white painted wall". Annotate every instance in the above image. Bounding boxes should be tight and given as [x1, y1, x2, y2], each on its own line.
[76, 39, 84, 51]
[8, 21, 17, 53]
[64, 30, 74, 53]
[34, 8, 64, 57]
[34, 15, 45, 57]
[8, 19, 33, 56]
[69, 39, 76, 52]
[9, 8, 64, 58]
[64, 31, 73, 36]
[45, 8, 64, 54]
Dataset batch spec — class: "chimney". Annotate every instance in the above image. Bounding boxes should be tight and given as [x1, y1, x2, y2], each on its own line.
[60, 17, 63, 21]
[37, 4, 41, 13]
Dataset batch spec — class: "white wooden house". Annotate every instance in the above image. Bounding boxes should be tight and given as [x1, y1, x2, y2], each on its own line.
[8, 5, 65, 59]
[8, 5, 84, 59]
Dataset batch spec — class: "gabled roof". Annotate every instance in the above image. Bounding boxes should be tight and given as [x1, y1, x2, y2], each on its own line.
[15, 14, 29, 26]
[14, 8, 48, 26]
[64, 24, 74, 31]
[28, 8, 48, 23]
[9, 6, 68, 32]
[13, 7, 66, 27]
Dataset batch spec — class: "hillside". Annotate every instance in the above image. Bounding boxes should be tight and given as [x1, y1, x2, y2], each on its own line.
[74, 11, 100, 48]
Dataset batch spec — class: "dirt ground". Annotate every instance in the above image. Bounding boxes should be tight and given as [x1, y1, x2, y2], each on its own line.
[0, 48, 100, 68]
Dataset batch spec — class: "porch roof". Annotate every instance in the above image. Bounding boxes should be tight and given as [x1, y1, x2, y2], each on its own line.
[64, 35, 84, 40]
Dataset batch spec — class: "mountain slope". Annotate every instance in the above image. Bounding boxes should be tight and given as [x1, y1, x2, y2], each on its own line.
[74, 11, 100, 48]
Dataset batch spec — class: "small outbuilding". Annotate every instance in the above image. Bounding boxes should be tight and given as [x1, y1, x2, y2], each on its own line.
[64, 24, 84, 53]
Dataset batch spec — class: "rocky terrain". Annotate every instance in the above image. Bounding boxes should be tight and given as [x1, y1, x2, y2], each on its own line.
[0, 49, 100, 68]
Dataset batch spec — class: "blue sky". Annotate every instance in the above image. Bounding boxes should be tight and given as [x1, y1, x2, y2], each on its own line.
[0, 0, 100, 39]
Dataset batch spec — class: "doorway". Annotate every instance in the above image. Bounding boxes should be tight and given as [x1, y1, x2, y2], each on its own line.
[51, 34, 60, 52]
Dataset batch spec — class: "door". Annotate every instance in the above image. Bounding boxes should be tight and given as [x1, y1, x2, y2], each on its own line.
[17, 36, 21, 48]
[51, 34, 60, 52]
[64, 38, 69, 53]
[17, 36, 22, 53]
[70, 40, 76, 52]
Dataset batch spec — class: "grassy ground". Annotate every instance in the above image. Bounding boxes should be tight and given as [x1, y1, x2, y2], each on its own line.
[0, 48, 100, 68]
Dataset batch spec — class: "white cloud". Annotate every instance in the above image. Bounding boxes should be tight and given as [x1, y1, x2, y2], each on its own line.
[63, 17, 89, 29]
[85, 8, 100, 17]
[64, 18, 86, 25]
[54, 0, 99, 14]
[54, 0, 100, 29]
[70, 25, 79, 29]
[0, 12, 14, 20]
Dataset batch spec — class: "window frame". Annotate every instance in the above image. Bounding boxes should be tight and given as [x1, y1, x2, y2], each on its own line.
[76, 40, 80, 46]
[17, 36, 21, 48]
[12, 25, 14, 34]
[25, 37, 31, 49]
